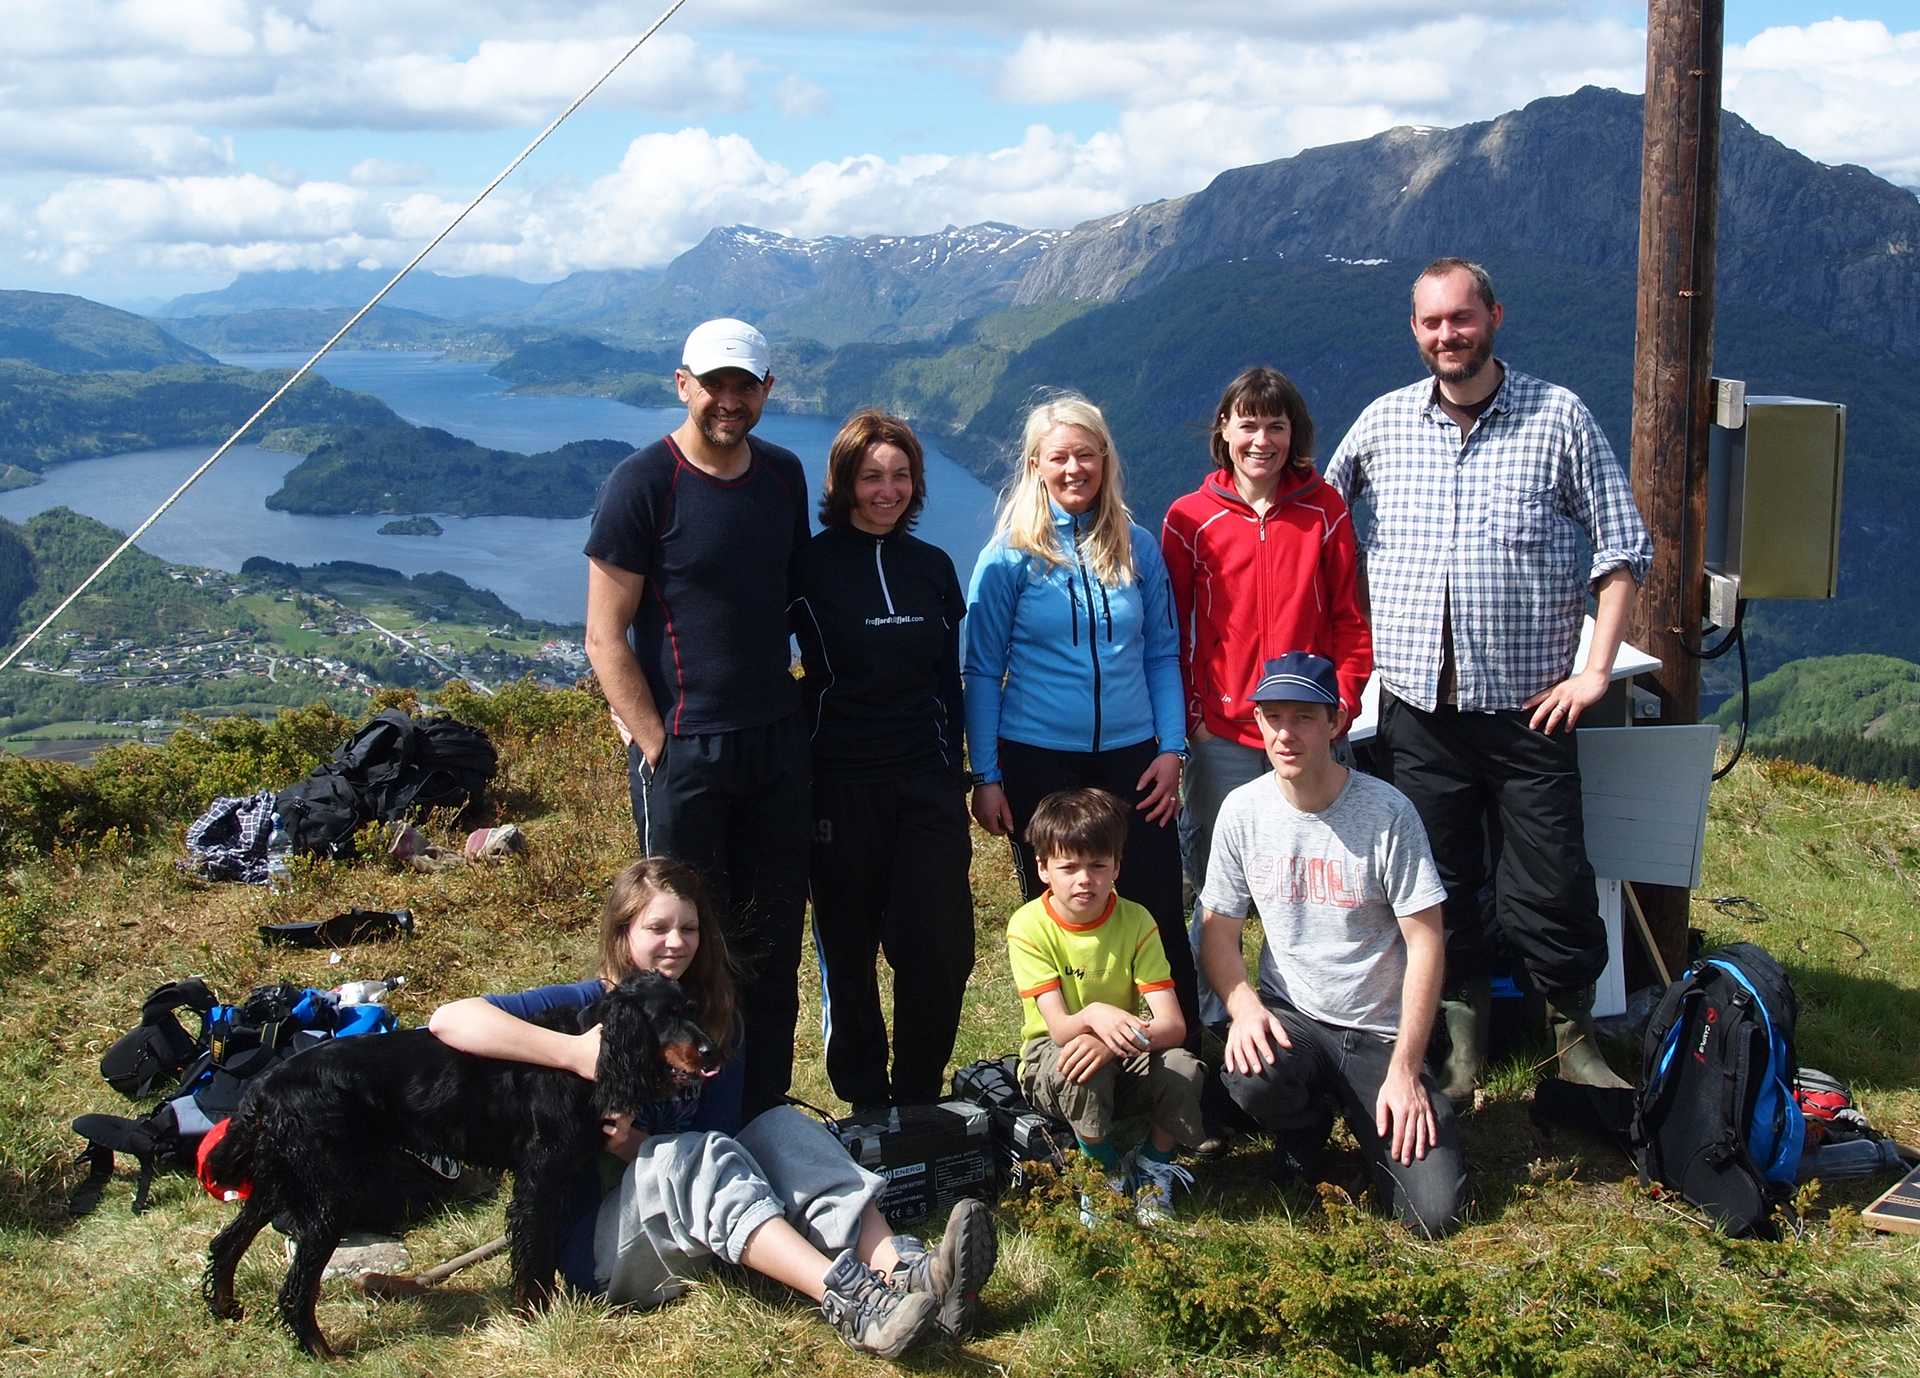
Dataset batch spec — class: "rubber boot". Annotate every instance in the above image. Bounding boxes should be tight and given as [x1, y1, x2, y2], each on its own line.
[1437, 974, 1491, 1107]
[1547, 985, 1632, 1090]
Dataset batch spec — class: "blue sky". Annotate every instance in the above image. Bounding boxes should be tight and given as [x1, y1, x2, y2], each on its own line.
[4, 2, 1913, 307]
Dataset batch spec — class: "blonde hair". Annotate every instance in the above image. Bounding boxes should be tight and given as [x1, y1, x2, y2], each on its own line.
[988, 393, 1136, 588]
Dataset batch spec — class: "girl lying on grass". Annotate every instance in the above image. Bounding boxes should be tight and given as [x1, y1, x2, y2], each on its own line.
[428, 856, 995, 1359]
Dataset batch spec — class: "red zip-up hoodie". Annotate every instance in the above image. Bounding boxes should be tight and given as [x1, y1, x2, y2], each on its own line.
[1160, 467, 1371, 748]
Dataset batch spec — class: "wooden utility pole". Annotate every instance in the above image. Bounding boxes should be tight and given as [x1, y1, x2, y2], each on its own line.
[1628, 0, 1723, 976]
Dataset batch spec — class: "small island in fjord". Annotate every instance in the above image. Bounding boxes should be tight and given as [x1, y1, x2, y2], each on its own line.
[377, 515, 443, 537]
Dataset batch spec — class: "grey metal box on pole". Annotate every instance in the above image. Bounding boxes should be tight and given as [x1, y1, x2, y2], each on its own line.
[1705, 382, 1846, 603]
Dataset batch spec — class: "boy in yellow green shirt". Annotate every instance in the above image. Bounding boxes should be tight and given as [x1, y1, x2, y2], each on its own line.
[1005, 788, 1206, 1221]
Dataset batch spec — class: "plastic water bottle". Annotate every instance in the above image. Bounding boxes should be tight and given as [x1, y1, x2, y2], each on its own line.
[265, 811, 293, 893]
[336, 975, 405, 1006]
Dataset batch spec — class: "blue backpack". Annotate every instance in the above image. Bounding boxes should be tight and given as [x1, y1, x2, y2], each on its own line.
[1632, 942, 1806, 1236]
[72, 981, 396, 1214]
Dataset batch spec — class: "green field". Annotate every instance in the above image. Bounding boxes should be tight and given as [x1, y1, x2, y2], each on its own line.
[1, 690, 1916, 1376]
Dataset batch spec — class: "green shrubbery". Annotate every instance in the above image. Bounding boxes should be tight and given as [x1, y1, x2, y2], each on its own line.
[0, 703, 350, 867]
[0, 680, 615, 872]
[1013, 1162, 1859, 1377]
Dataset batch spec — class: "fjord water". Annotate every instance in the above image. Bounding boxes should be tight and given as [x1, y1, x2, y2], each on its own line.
[0, 351, 1000, 624]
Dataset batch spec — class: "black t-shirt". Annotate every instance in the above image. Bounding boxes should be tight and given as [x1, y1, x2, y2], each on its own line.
[792, 523, 966, 780]
[584, 433, 807, 736]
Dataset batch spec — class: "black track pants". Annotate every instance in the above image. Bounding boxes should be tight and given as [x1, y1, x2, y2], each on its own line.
[997, 737, 1199, 1050]
[629, 712, 810, 1119]
[1375, 690, 1605, 996]
[810, 768, 975, 1107]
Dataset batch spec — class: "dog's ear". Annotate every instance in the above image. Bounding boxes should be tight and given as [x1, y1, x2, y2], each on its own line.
[592, 977, 663, 1117]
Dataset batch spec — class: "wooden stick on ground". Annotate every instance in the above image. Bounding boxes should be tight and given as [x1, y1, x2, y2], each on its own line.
[1623, 881, 1675, 986]
[358, 1234, 508, 1298]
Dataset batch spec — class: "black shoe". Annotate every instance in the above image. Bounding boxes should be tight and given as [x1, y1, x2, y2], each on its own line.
[1190, 1126, 1236, 1160]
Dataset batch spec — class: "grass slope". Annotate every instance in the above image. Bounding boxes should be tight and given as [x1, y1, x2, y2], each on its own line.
[1, 690, 1917, 1375]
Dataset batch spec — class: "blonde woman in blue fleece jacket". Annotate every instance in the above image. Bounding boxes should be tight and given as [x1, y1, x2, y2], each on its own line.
[963, 393, 1195, 1045]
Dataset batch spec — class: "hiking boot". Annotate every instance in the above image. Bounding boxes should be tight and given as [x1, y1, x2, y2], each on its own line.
[1548, 986, 1632, 1091]
[819, 1249, 939, 1358]
[1438, 974, 1491, 1108]
[1078, 1159, 1133, 1228]
[1131, 1155, 1195, 1226]
[1190, 1123, 1236, 1160]
[889, 1198, 997, 1338]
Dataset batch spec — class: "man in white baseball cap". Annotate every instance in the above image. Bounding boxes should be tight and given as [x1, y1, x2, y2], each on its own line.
[681, 316, 772, 381]
[584, 315, 810, 1118]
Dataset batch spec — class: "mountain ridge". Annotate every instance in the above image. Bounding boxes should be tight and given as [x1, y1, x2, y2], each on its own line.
[1011, 87, 1920, 362]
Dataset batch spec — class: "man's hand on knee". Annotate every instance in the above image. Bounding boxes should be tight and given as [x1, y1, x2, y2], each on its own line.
[1223, 1003, 1290, 1077]
[1375, 1064, 1436, 1166]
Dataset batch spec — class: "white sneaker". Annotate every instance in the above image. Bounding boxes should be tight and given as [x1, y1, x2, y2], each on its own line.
[1131, 1156, 1194, 1226]
[1078, 1155, 1134, 1228]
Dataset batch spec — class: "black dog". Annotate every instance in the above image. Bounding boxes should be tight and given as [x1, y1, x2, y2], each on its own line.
[202, 972, 718, 1358]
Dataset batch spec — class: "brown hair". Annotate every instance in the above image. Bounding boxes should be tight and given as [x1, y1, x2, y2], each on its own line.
[1025, 787, 1129, 867]
[818, 408, 926, 531]
[1412, 256, 1498, 311]
[1210, 367, 1316, 474]
[597, 857, 737, 1053]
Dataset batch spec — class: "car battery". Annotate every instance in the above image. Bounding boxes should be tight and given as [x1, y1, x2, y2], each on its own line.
[833, 1101, 996, 1226]
[950, 1056, 1072, 1191]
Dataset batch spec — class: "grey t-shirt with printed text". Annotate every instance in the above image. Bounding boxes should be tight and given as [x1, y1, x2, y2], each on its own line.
[1200, 768, 1445, 1037]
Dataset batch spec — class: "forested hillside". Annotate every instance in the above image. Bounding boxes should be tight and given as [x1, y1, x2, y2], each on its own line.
[0, 362, 400, 470]
[0, 290, 213, 372]
[265, 427, 634, 517]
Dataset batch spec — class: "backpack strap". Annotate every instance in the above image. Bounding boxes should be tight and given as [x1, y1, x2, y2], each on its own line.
[1714, 989, 1756, 1168]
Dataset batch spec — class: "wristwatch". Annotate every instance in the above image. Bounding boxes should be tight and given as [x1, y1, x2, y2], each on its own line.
[968, 771, 996, 787]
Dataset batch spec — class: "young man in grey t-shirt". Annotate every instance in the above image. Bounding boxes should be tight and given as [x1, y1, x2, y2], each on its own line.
[1198, 651, 1465, 1236]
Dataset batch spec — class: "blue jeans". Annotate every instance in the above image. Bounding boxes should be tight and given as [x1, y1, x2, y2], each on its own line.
[1219, 1001, 1467, 1237]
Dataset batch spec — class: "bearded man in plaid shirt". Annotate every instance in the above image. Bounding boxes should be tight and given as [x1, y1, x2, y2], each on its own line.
[1324, 257, 1652, 1101]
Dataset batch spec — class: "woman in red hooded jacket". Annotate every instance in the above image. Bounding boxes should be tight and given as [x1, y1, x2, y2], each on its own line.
[1160, 367, 1372, 1029]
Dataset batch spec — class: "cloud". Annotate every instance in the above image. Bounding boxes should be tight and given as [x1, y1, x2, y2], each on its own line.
[772, 76, 832, 120]
[0, 12, 753, 148]
[8, 4, 1918, 299]
[1726, 19, 1920, 187]
[347, 158, 431, 187]
[0, 124, 235, 176]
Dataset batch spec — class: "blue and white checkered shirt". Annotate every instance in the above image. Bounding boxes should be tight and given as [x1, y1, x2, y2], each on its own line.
[1324, 363, 1652, 714]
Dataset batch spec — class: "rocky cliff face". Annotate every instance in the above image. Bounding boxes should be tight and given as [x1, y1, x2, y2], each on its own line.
[1012, 87, 1920, 360]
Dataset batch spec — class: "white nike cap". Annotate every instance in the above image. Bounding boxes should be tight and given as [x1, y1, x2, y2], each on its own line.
[681, 317, 771, 380]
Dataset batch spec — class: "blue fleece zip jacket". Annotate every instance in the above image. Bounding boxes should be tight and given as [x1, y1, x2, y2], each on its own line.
[963, 505, 1185, 783]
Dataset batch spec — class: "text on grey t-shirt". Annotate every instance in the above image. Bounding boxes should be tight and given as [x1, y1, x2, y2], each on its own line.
[1199, 769, 1445, 1037]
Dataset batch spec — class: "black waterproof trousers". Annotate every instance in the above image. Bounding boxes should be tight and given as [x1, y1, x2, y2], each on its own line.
[810, 767, 975, 1109]
[1374, 690, 1606, 997]
[997, 736, 1199, 1050]
[628, 712, 810, 1119]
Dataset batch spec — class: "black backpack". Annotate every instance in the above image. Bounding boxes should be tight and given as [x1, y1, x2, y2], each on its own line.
[273, 769, 366, 858]
[274, 710, 497, 858]
[98, 978, 217, 1100]
[71, 982, 389, 1214]
[1632, 942, 1808, 1237]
